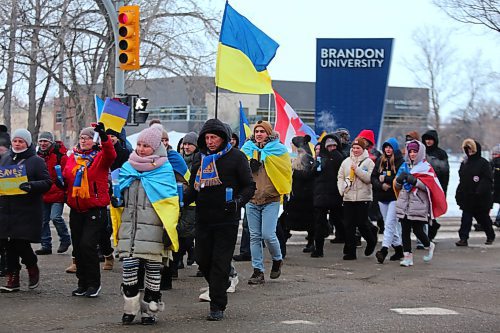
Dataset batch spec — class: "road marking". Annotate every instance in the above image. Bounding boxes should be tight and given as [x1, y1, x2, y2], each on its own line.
[391, 307, 458, 315]
[281, 320, 316, 325]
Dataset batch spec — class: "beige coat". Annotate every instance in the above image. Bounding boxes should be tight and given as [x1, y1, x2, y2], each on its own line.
[337, 149, 374, 202]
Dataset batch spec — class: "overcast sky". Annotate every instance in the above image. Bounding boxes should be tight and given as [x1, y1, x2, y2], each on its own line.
[217, 0, 500, 89]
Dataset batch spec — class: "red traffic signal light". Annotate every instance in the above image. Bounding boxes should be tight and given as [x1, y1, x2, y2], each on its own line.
[118, 5, 140, 70]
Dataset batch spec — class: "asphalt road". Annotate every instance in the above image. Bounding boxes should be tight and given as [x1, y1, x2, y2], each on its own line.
[1, 218, 499, 333]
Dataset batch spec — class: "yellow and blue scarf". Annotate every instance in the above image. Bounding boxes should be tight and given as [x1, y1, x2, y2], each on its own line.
[71, 149, 98, 199]
[194, 142, 232, 191]
[115, 161, 180, 251]
[241, 139, 292, 195]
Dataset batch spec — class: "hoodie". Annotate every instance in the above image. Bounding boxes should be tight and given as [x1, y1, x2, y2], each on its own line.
[422, 130, 450, 194]
[371, 137, 404, 202]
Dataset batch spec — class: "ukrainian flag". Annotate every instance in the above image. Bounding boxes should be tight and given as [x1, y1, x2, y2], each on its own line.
[115, 161, 180, 252]
[215, 2, 279, 94]
[99, 98, 130, 134]
[167, 150, 190, 182]
[241, 139, 292, 195]
[239, 101, 251, 148]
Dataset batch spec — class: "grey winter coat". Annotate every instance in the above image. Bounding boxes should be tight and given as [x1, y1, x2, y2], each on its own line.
[117, 179, 167, 262]
[395, 141, 430, 222]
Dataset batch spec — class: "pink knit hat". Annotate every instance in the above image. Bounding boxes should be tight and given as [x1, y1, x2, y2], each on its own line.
[137, 124, 163, 150]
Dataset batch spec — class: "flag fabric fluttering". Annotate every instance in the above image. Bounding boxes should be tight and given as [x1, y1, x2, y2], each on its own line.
[215, 2, 279, 94]
[239, 101, 251, 148]
[273, 90, 318, 149]
[95, 95, 105, 121]
[99, 98, 130, 133]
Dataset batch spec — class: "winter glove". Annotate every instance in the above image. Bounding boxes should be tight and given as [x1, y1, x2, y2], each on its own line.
[19, 182, 32, 193]
[94, 122, 108, 142]
[396, 172, 408, 185]
[224, 200, 240, 214]
[110, 196, 124, 208]
[381, 183, 391, 191]
[54, 178, 66, 190]
[406, 174, 417, 186]
[249, 159, 262, 173]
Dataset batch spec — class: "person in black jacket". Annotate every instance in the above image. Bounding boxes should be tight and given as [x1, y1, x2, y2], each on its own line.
[422, 130, 450, 240]
[455, 139, 496, 246]
[372, 138, 405, 263]
[184, 119, 255, 321]
[283, 135, 315, 252]
[312, 134, 345, 257]
[0, 129, 52, 292]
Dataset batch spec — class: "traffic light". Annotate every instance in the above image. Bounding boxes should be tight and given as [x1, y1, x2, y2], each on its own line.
[118, 5, 140, 70]
[131, 96, 149, 124]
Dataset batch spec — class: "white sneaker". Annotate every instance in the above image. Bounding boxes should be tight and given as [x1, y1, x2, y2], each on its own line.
[227, 275, 239, 293]
[400, 252, 413, 267]
[199, 289, 210, 302]
[423, 242, 435, 262]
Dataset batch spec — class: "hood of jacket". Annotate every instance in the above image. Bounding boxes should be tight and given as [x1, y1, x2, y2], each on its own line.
[382, 137, 400, 154]
[319, 133, 341, 155]
[197, 119, 230, 153]
[462, 138, 482, 159]
[422, 130, 439, 149]
[404, 140, 426, 165]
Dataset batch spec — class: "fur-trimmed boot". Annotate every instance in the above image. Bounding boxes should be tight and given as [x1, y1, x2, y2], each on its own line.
[141, 288, 164, 325]
[122, 284, 140, 324]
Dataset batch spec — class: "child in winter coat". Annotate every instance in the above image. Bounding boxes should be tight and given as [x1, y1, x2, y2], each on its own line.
[395, 140, 447, 267]
[114, 124, 180, 325]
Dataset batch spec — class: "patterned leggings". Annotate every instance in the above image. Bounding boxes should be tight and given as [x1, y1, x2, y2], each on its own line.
[122, 257, 162, 292]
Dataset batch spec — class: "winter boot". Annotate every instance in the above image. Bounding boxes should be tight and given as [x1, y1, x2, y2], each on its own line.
[248, 268, 265, 285]
[27, 264, 40, 289]
[0, 270, 20, 293]
[423, 242, 435, 262]
[400, 252, 413, 267]
[302, 239, 315, 253]
[270, 260, 283, 279]
[389, 245, 404, 261]
[375, 247, 388, 264]
[141, 289, 164, 325]
[65, 257, 77, 273]
[103, 254, 114, 270]
[122, 293, 141, 325]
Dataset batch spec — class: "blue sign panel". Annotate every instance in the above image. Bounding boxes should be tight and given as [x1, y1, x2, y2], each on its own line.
[315, 38, 393, 145]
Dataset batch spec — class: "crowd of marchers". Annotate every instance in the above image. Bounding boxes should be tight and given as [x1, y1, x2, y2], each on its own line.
[0, 119, 498, 324]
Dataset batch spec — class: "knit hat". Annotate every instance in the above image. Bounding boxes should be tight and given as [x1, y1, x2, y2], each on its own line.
[137, 124, 163, 151]
[12, 128, 33, 146]
[183, 132, 198, 147]
[162, 129, 169, 140]
[38, 131, 54, 143]
[325, 138, 337, 148]
[407, 141, 420, 152]
[254, 120, 273, 136]
[80, 127, 95, 139]
[351, 137, 368, 149]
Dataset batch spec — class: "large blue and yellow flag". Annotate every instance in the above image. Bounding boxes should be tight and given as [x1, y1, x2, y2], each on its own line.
[115, 161, 180, 251]
[239, 101, 251, 148]
[241, 139, 292, 195]
[215, 2, 279, 94]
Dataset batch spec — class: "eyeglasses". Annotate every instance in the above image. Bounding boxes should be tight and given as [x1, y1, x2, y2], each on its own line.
[79, 136, 92, 141]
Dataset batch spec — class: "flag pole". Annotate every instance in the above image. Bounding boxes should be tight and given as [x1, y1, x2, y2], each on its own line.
[215, 86, 219, 119]
[267, 93, 271, 122]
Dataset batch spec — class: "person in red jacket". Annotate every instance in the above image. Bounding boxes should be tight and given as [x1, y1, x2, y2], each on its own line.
[61, 123, 116, 298]
[35, 131, 71, 255]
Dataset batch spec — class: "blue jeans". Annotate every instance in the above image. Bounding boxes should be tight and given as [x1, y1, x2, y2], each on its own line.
[246, 201, 282, 272]
[41, 202, 71, 249]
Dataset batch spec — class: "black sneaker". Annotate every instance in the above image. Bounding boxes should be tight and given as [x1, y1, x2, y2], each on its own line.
[35, 248, 52, 255]
[375, 247, 388, 264]
[270, 260, 282, 279]
[310, 251, 324, 258]
[455, 239, 468, 247]
[232, 254, 251, 262]
[485, 239, 494, 245]
[57, 243, 71, 254]
[72, 286, 87, 296]
[248, 268, 265, 285]
[85, 285, 101, 298]
[207, 310, 224, 321]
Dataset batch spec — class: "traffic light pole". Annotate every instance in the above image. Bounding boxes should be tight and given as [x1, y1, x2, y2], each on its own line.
[102, 0, 125, 96]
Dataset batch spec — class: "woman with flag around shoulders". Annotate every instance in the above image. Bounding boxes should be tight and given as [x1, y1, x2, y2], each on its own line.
[111, 124, 180, 325]
[241, 120, 292, 285]
[394, 140, 447, 267]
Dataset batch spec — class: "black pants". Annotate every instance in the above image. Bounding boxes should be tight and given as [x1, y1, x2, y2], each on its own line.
[238, 213, 250, 256]
[98, 209, 114, 257]
[195, 223, 238, 312]
[69, 207, 106, 288]
[401, 218, 430, 252]
[458, 210, 495, 241]
[342, 202, 374, 256]
[173, 236, 195, 266]
[4, 239, 37, 272]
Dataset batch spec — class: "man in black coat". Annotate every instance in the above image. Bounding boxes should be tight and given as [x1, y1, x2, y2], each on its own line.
[0, 129, 51, 292]
[455, 139, 496, 246]
[184, 119, 255, 321]
[422, 130, 450, 240]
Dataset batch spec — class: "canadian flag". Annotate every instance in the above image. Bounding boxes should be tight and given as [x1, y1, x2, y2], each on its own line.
[273, 90, 317, 148]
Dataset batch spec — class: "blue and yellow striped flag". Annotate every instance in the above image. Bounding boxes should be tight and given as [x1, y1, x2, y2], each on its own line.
[215, 2, 279, 94]
[239, 101, 251, 148]
[99, 98, 130, 134]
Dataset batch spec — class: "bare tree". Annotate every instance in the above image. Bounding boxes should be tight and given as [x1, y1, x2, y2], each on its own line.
[434, 0, 500, 33]
[404, 27, 460, 131]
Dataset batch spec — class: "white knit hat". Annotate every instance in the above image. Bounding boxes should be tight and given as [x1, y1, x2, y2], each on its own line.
[12, 128, 32, 146]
